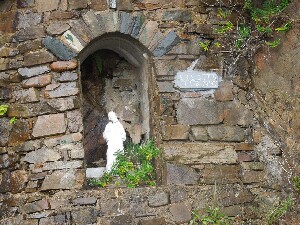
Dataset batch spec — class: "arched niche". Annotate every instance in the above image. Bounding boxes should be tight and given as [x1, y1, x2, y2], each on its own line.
[78, 32, 160, 176]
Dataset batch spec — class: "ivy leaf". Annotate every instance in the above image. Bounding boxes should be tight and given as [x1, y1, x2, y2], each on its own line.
[0, 105, 8, 116]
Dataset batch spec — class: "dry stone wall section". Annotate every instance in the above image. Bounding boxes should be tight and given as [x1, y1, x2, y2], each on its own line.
[0, 0, 294, 224]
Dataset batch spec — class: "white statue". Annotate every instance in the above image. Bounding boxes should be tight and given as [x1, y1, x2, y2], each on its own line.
[103, 111, 126, 172]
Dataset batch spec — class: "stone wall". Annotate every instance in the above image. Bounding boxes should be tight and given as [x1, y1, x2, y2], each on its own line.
[0, 0, 297, 224]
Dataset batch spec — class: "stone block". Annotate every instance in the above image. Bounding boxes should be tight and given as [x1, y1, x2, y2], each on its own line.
[69, 19, 93, 44]
[169, 202, 192, 224]
[89, 0, 108, 11]
[214, 81, 234, 101]
[166, 163, 200, 185]
[21, 199, 49, 214]
[23, 148, 61, 164]
[224, 102, 253, 126]
[0, 46, 19, 57]
[207, 125, 245, 142]
[18, 12, 42, 29]
[32, 114, 66, 138]
[131, 13, 146, 38]
[61, 30, 84, 53]
[118, 0, 133, 10]
[170, 186, 188, 203]
[242, 171, 265, 184]
[157, 81, 175, 93]
[237, 152, 254, 162]
[67, 110, 83, 133]
[138, 21, 158, 47]
[24, 50, 56, 67]
[7, 120, 31, 146]
[40, 161, 83, 171]
[14, 25, 45, 42]
[82, 10, 105, 37]
[8, 102, 57, 118]
[18, 66, 50, 79]
[0, 58, 9, 71]
[49, 11, 78, 20]
[152, 31, 181, 57]
[0, 86, 11, 100]
[47, 96, 78, 112]
[36, 0, 59, 12]
[163, 142, 237, 164]
[44, 133, 82, 147]
[220, 185, 254, 206]
[110, 215, 133, 225]
[46, 21, 70, 35]
[22, 74, 52, 88]
[148, 192, 169, 207]
[162, 10, 193, 22]
[45, 82, 79, 98]
[234, 143, 254, 151]
[68, 0, 88, 10]
[40, 214, 67, 225]
[120, 12, 134, 34]
[50, 61, 78, 72]
[200, 165, 241, 184]
[41, 169, 83, 190]
[18, 39, 42, 54]
[43, 36, 77, 60]
[177, 98, 224, 125]
[86, 167, 105, 178]
[241, 162, 265, 171]
[72, 197, 97, 206]
[96, 11, 119, 33]
[191, 126, 208, 141]
[164, 125, 190, 140]
[138, 218, 166, 225]
[0, 10, 17, 33]
[0, 170, 28, 194]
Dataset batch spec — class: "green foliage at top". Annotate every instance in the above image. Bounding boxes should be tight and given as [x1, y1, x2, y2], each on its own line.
[292, 176, 300, 194]
[265, 197, 294, 225]
[189, 207, 233, 225]
[90, 140, 160, 188]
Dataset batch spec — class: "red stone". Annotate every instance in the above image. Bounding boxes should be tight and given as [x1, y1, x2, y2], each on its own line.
[50, 61, 78, 72]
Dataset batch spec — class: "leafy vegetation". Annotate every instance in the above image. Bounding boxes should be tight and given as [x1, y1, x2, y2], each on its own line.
[90, 140, 160, 188]
[292, 176, 300, 194]
[0, 105, 17, 124]
[189, 207, 233, 225]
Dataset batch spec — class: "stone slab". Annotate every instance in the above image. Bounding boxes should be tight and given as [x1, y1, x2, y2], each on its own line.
[86, 167, 106, 178]
[152, 31, 180, 57]
[23, 148, 61, 164]
[43, 36, 77, 60]
[41, 170, 82, 190]
[45, 82, 79, 98]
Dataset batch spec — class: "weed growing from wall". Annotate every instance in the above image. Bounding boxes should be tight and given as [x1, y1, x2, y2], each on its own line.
[90, 140, 160, 188]
[0, 105, 17, 124]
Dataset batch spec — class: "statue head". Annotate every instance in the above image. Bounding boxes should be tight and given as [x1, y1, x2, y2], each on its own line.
[108, 111, 118, 123]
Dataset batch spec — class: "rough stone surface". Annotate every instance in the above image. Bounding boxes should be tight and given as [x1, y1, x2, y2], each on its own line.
[23, 148, 61, 164]
[148, 192, 169, 207]
[32, 114, 67, 138]
[164, 125, 190, 140]
[191, 126, 208, 141]
[224, 102, 253, 126]
[169, 186, 188, 203]
[24, 50, 56, 67]
[0, 118, 12, 147]
[207, 125, 245, 142]
[68, 0, 88, 10]
[152, 31, 181, 57]
[18, 12, 42, 29]
[177, 98, 224, 125]
[47, 97, 78, 111]
[8, 120, 31, 146]
[45, 82, 79, 98]
[166, 163, 200, 185]
[162, 10, 192, 22]
[46, 21, 70, 35]
[36, 0, 59, 12]
[169, 202, 192, 224]
[0, 10, 18, 33]
[138, 218, 166, 225]
[14, 26, 45, 42]
[59, 72, 78, 82]
[21, 199, 49, 213]
[67, 110, 83, 133]
[200, 165, 240, 184]
[214, 81, 234, 101]
[50, 61, 78, 72]
[163, 143, 238, 164]
[41, 170, 83, 190]
[22, 74, 52, 88]
[18, 66, 50, 79]
[72, 197, 97, 205]
[131, 13, 146, 37]
[120, 12, 134, 34]
[13, 88, 39, 103]
[43, 36, 77, 60]
[8, 102, 57, 118]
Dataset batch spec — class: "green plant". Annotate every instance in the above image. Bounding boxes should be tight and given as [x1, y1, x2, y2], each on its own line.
[292, 176, 300, 194]
[199, 40, 211, 51]
[90, 140, 160, 188]
[265, 197, 294, 225]
[0, 105, 17, 124]
[190, 207, 233, 225]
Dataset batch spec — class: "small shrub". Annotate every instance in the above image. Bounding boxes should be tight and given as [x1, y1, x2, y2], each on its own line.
[292, 176, 300, 194]
[265, 197, 294, 225]
[90, 140, 160, 188]
[190, 207, 233, 225]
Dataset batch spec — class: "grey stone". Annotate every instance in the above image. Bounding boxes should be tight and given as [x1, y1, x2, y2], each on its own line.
[163, 143, 238, 164]
[36, 0, 59, 12]
[18, 66, 49, 78]
[67, 110, 83, 133]
[82, 10, 104, 37]
[162, 10, 193, 22]
[110, 215, 133, 225]
[47, 96, 78, 112]
[59, 72, 78, 82]
[72, 197, 97, 205]
[59, 143, 84, 159]
[166, 163, 200, 185]
[71, 208, 97, 225]
[0, 154, 10, 169]
[152, 31, 181, 57]
[41, 161, 83, 171]
[23, 147, 61, 164]
[170, 186, 188, 203]
[26, 211, 53, 219]
[191, 126, 208, 141]
[8, 102, 57, 118]
[0, 87, 10, 100]
[68, 0, 88, 10]
[20, 140, 43, 152]
[21, 199, 49, 214]
[138, 20, 158, 47]
[169, 202, 192, 223]
[14, 25, 45, 42]
[18, 12, 42, 29]
[157, 81, 175, 93]
[45, 82, 79, 98]
[69, 19, 93, 44]
[207, 125, 245, 142]
[0, 118, 12, 146]
[32, 113, 67, 138]
[131, 13, 146, 37]
[17, 0, 35, 8]
[148, 192, 169, 207]
[120, 12, 134, 34]
[40, 214, 67, 225]
[96, 11, 119, 33]
[177, 98, 224, 125]
[138, 218, 166, 225]
[43, 36, 77, 60]
[44, 133, 83, 147]
[41, 169, 82, 190]
[18, 39, 42, 54]
[13, 88, 39, 103]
